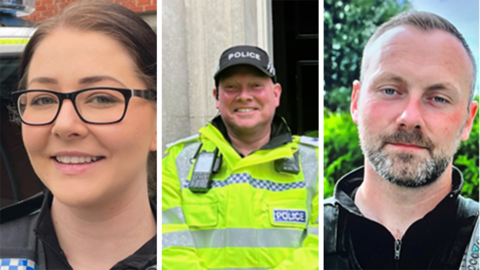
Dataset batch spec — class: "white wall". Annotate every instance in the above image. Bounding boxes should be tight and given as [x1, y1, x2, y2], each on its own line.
[162, 0, 272, 153]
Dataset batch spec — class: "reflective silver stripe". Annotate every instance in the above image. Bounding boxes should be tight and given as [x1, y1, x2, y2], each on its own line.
[175, 141, 201, 191]
[298, 144, 318, 200]
[162, 230, 196, 249]
[298, 143, 318, 242]
[299, 135, 318, 147]
[191, 228, 303, 248]
[162, 206, 186, 224]
[308, 226, 319, 236]
[166, 134, 199, 149]
[208, 267, 272, 270]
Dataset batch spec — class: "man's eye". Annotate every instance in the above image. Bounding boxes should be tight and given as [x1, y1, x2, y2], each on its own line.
[383, 88, 397, 95]
[433, 96, 447, 104]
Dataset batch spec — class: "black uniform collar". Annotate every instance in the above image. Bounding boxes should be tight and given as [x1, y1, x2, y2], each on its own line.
[333, 166, 464, 216]
[34, 190, 157, 269]
[210, 114, 292, 154]
[333, 166, 466, 269]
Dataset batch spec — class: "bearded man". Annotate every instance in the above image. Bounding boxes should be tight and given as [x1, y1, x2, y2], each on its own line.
[324, 11, 479, 270]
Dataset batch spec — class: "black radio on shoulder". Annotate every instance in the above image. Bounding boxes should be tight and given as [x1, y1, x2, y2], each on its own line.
[274, 151, 300, 175]
[189, 148, 220, 193]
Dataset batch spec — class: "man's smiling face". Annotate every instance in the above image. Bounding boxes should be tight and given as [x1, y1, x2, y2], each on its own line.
[351, 25, 478, 187]
[215, 65, 281, 137]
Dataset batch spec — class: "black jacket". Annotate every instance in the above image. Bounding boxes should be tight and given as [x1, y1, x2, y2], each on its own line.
[324, 167, 479, 270]
[0, 190, 157, 270]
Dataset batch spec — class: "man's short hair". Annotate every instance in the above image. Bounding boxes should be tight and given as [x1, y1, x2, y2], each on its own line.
[360, 11, 476, 104]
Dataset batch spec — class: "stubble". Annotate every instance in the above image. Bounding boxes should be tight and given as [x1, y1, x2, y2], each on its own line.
[359, 126, 461, 188]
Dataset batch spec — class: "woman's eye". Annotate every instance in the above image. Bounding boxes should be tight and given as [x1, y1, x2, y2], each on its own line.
[89, 95, 119, 104]
[31, 96, 57, 106]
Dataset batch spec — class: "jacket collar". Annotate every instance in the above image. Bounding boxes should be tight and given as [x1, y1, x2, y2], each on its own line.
[33, 190, 157, 267]
[333, 166, 465, 216]
[210, 114, 292, 152]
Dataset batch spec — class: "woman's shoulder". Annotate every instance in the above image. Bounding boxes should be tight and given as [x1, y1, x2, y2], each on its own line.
[0, 196, 42, 270]
[0, 192, 44, 234]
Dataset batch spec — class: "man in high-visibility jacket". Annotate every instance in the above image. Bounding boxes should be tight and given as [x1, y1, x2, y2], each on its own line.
[162, 45, 319, 270]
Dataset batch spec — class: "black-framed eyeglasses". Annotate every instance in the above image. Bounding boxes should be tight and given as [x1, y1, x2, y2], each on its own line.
[11, 87, 156, 126]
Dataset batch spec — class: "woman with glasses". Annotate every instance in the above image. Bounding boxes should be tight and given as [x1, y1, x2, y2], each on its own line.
[0, 1, 157, 269]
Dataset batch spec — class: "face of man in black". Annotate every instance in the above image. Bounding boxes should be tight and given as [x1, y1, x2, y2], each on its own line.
[351, 25, 477, 188]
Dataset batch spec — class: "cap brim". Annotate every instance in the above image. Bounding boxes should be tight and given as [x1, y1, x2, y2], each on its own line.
[214, 61, 274, 81]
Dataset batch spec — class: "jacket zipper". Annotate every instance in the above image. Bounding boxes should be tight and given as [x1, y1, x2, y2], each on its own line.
[394, 239, 402, 260]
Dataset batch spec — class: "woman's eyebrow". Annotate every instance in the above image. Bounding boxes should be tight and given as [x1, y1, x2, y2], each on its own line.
[27, 76, 127, 88]
[28, 77, 58, 87]
[78, 75, 126, 87]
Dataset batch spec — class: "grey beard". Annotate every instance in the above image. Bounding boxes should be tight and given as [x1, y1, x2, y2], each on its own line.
[366, 147, 451, 187]
[359, 126, 459, 188]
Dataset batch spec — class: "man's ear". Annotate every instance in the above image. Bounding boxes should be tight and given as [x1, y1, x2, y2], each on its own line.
[273, 83, 282, 107]
[213, 88, 219, 109]
[351, 80, 362, 124]
[461, 100, 478, 141]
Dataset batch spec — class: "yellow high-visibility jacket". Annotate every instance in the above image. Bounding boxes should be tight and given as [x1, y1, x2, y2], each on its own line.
[162, 116, 319, 270]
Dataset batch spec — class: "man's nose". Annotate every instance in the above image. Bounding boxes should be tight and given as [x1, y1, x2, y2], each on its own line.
[51, 100, 88, 139]
[397, 97, 424, 130]
[236, 86, 252, 101]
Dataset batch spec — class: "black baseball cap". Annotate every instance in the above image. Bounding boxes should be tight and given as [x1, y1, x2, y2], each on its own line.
[214, 45, 277, 85]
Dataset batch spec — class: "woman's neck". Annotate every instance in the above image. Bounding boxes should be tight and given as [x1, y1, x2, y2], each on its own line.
[50, 186, 156, 270]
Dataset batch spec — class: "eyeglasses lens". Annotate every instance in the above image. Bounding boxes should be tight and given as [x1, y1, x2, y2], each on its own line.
[18, 89, 127, 124]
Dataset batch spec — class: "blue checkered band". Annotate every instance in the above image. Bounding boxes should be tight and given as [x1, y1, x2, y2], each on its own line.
[182, 173, 305, 192]
[0, 258, 37, 270]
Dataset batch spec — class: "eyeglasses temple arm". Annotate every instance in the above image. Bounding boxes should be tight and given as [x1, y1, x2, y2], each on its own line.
[133, 89, 156, 101]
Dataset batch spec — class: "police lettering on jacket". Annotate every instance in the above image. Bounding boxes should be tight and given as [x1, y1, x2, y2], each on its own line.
[273, 209, 306, 223]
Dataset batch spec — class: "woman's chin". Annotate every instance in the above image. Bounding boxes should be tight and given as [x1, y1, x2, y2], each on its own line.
[51, 187, 106, 209]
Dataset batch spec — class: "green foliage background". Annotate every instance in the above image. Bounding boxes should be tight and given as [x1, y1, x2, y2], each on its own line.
[324, 0, 411, 113]
[323, 0, 479, 201]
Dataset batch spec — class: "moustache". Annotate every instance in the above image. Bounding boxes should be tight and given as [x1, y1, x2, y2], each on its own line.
[381, 129, 434, 151]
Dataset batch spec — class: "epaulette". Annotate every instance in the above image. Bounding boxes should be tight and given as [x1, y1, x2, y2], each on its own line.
[166, 134, 200, 149]
[298, 136, 319, 148]
[324, 196, 339, 255]
[0, 191, 44, 225]
[324, 196, 336, 206]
